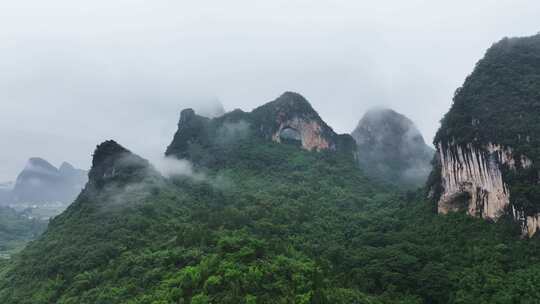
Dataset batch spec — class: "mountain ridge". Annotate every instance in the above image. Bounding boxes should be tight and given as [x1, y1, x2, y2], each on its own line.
[166, 92, 357, 168]
[3, 58, 540, 302]
[2, 158, 87, 209]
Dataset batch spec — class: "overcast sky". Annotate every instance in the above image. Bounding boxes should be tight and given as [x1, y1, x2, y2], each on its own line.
[1, 0, 539, 181]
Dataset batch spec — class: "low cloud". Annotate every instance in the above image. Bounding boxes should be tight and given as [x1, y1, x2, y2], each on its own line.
[216, 120, 251, 145]
[151, 156, 206, 181]
[151, 156, 234, 191]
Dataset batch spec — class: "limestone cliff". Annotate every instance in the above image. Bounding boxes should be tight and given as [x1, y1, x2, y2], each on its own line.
[436, 143, 529, 216]
[429, 33, 540, 236]
[271, 118, 331, 151]
[432, 141, 539, 235]
[251, 92, 350, 151]
[165, 92, 356, 165]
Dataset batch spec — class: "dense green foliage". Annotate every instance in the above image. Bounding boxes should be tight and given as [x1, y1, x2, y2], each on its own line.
[435, 34, 540, 152]
[432, 34, 540, 214]
[4, 84, 540, 303]
[0, 206, 47, 258]
[2, 135, 540, 303]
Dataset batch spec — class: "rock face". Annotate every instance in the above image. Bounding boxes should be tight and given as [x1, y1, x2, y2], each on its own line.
[7, 158, 87, 206]
[251, 92, 347, 151]
[89, 140, 155, 189]
[436, 143, 532, 218]
[428, 34, 540, 236]
[58, 140, 163, 213]
[165, 109, 211, 159]
[272, 118, 331, 150]
[433, 142, 537, 235]
[351, 108, 434, 188]
[166, 92, 356, 164]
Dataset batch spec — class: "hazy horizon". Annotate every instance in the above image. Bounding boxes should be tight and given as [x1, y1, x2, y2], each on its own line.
[1, 1, 539, 181]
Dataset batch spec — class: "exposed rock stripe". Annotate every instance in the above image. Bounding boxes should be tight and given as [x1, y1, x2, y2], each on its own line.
[437, 142, 538, 236]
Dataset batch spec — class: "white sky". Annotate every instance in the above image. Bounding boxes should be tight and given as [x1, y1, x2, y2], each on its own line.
[1, 0, 539, 180]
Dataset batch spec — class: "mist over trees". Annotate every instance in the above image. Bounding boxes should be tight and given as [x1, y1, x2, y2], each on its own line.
[1, 1, 540, 302]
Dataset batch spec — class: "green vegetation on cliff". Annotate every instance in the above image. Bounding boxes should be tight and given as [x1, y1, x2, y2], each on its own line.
[431, 34, 540, 214]
[435, 34, 540, 152]
[165, 92, 356, 166]
[2, 133, 540, 303]
[3, 91, 540, 303]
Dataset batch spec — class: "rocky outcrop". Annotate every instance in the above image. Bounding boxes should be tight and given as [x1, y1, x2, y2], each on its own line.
[165, 109, 211, 159]
[271, 118, 332, 151]
[166, 92, 356, 164]
[512, 208, 540, 237]
[433, 141, 537, 235]
[252, 92, 342, 151]
[89, 140, 155, 189]
[429, 34, 540, 237]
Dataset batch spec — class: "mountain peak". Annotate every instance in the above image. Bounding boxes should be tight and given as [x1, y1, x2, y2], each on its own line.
[254, 91, 318, 120]
[91, 140, 129, 168]
[180, 108, 197, 121]
[362, 107, 411, 123]
[89, 140, 152, 188]
[166, 109, 211, 159]
[11, 157, 88, 206]
[275, 91, 311, 106]
[166, 92, 355, 163]
[249, 92, 350, 151]
[352, 107, 434, 188]
[59, 161, 76, 172]
[354, 107, 426, 146]
[428, 33, 540, 236]
[24, 157, 58, 173]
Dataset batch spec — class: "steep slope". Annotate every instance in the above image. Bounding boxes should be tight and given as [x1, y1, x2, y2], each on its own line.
[428, 34, 540, 236]
[0, 136, 388, 303]
[352, 108, 434, 188]
[0, 206, 46, 258]
[4, 93, 540, 303]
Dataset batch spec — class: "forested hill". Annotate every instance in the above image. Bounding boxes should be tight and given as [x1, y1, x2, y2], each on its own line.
[2, 93, 540, 303]
[434, 34, 540, 153]
[165, 91, 356, 166]
[427, 34, 540, 233]
[352, 108, 434, 189]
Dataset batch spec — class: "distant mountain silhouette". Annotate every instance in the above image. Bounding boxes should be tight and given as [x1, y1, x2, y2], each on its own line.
[2, 158, 87, 206]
